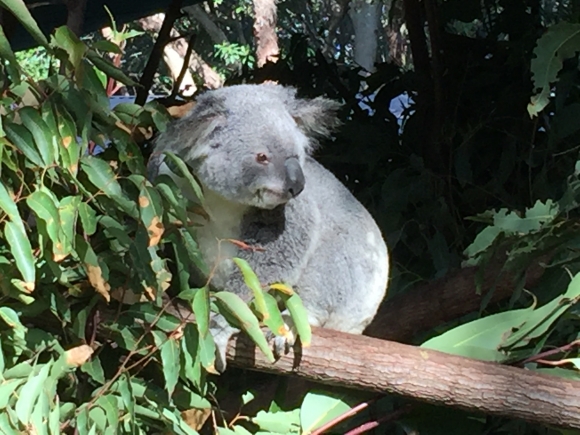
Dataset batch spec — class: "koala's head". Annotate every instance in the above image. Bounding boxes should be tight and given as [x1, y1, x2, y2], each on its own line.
[155, 84, 341, 209]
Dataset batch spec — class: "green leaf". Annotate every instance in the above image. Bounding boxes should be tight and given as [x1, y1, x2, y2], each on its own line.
[502, 271, 580, 349]
[15, 362, 52, 425]
[529, 22, 580, 117]
[91, 39, 122, 54]
[181, 323, 203, 387]
[80, 358, 105, 384]
[19, 106, 55, 167]
[300, 391, 350, 433]
[233, 258, 268, 319]
[193, 287, 210, 337]
[55, 108, 81, 176]
[4, 220, 35, 290]
[0, 26, 21, 84]
[0, 181, 25, 231]
[86, 50, 139, 86]
[26, 189, 61, 253]
[123, 304, 181, 333]
[0, 379, 25, 409]
[139, 184, 164, 247]
[51, 26, 87, 70]
[178, 228, 208, 277]
[95, 395, 119, 433]
[198, 326, 217, 371]
[464, 226, 501, 260]
[162, 151, 204, 203]
[214, 292, 274, 363]
[80, 156, 138, 218]
[0, 0, 49, 47]
[258, 292, 287, 337]
[160, 337, 180, 397]
[4, 121, 44, 166]
[252, 408, 300, 434]
[57, 196, 81, 259]
[78, 202, 97, 235]
[280, 292, 311, 347]
[421, 308, 532, 361]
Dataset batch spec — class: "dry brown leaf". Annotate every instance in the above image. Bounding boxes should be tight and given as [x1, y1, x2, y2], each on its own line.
[86, 264, 111, 302]
[181, 408, 211, 431]
[144, 286, 156, 301]
[65, 344, 94, 367]
[20, 280, 35, 293]
[167, 101, 196, 119]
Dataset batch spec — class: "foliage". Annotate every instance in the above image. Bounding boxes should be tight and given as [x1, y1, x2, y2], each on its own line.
[214, 41, 254, 69]
[0, 3, 321, 434]
[14, 46, 58, 81]
[5, 0, 580, 433]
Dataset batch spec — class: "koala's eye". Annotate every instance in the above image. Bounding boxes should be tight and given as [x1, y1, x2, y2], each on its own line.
[256, 153, 269, 164]
[210, 143, 221, 149]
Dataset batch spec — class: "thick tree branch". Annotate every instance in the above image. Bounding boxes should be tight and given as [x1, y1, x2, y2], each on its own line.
[365, 254, 550, 342]
[224, 327, 580, 430]
[64, 0, 87, 36]
[183, 4, 227, 44]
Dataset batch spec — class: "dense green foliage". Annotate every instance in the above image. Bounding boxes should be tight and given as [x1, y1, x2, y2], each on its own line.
[2, 0, 580, 433]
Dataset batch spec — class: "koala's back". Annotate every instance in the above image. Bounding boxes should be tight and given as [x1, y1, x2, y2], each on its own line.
[291, 157, 389, 333]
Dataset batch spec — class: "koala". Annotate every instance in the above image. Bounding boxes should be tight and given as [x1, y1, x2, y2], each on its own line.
[148, 83, 389, 371]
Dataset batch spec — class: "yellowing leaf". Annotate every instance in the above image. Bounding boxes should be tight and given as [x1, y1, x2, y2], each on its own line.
[86, 263, 111, 302]
[147, 216, 164, 247]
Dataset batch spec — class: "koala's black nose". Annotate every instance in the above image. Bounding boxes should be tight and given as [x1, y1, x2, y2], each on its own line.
[284, 157, 305, 197]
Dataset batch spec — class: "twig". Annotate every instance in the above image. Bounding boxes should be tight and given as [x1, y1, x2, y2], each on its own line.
[135, 0, 184, 106]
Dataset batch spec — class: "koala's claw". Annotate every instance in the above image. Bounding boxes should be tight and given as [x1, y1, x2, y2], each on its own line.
[269, 312, 297, 359]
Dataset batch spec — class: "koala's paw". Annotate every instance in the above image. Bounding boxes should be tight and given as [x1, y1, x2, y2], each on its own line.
[268, 311, 297, 359]
[209, 314, 240, 373]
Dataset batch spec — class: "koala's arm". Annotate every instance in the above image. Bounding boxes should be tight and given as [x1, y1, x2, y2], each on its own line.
[220, 200, 318, 299]
[208, 200, 318, 371]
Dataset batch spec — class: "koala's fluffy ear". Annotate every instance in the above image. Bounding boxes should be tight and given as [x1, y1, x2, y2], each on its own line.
[152, 94, 227, 164]
[279, 87, 342, 144]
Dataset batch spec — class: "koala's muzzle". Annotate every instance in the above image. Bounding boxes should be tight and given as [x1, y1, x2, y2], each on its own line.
[284, 157, 305, 198]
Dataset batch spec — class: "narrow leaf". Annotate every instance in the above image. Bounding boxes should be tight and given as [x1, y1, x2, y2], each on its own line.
[81, 156, 138, 218]
[4, 221, 35, 291]
[0, 0, 49, 47]
[214, 292, 274, 362]
[233, 258, 268, 320]
[280, 292, 311, 347]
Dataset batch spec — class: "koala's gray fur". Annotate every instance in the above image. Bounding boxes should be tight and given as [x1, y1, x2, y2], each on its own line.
[148, 83, 389, 371]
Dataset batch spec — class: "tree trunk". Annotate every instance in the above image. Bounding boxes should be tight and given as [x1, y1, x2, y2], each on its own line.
[252, 0, 279, 68]
[138, 13, 223, 93]
[348, 0, 381, 72]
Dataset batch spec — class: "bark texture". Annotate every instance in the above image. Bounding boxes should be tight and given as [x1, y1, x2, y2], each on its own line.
[252, 0, 279, 67]
[224, 326, 580, 430]
[348, 0, 381, 72]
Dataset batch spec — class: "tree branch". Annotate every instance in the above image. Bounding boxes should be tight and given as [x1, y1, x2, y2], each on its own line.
[365, 253, 550, 342]
[224, 326, 580, 430]
[135, 0, 184, 106]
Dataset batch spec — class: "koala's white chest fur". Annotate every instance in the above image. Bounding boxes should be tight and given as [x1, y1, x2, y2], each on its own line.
[194, 191, 248, 288]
